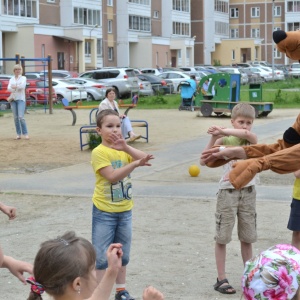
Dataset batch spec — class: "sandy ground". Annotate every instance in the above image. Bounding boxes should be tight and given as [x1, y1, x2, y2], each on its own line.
[0, 106, 299, 300]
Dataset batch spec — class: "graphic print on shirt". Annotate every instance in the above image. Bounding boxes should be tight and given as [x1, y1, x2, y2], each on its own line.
[109, 159, 132, 202]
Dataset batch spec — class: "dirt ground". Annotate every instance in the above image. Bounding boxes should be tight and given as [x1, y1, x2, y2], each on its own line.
[0, 107, 299, 300]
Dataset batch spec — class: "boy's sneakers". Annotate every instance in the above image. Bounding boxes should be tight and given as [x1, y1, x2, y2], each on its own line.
[115, 289, 135, 300]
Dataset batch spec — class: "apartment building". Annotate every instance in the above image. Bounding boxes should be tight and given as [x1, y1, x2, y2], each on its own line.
[0, 0, 195, 73]
[0, 0, 298, 73]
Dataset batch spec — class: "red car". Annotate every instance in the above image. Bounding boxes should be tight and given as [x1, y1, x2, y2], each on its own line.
[0, 78, 57, 110]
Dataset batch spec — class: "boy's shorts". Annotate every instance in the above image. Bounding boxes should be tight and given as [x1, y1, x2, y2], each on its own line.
[287, 198, 300, 231]
[214, 186, 257, 244]
[92, 205, 132, 270]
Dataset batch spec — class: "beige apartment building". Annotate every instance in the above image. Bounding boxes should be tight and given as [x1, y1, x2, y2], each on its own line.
[0, 0, 299, 73]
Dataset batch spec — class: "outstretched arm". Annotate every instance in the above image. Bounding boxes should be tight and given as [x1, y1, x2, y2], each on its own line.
[0, 246, 33, 284]
[0, 202, 16, 220]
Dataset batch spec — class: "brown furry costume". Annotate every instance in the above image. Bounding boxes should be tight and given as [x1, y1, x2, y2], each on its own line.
[206, 30, 300, 189]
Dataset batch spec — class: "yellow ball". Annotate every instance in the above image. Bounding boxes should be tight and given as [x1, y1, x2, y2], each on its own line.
[189, 165, 200, 177]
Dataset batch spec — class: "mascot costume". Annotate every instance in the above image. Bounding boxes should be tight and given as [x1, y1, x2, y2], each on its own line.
[206, 30, 300, 189]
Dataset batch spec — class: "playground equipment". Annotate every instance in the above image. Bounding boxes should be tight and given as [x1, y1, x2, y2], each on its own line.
[195, 73, 273, 118]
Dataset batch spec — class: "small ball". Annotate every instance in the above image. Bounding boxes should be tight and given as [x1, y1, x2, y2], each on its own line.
[189, 165, 200, 177]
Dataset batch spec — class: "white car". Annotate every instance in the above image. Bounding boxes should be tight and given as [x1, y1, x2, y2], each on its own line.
[50, 79, 87, 102]
[63, 78, 111, 101]
[260, 66, 285, 81]
[218, 67, 249, 85]
[243, 67, 273, 82]
[157, 71, 191, 91]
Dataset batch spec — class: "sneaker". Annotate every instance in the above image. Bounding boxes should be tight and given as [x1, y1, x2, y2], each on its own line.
[115, 290, 135, 300]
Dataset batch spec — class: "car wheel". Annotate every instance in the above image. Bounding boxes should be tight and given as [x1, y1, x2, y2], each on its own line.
[87, 93, 95, 102]
[0, 101, 10, 110]
[56, 94, 64, 104]
[27, 96, 37, 106]
[112, 87, 121, 99]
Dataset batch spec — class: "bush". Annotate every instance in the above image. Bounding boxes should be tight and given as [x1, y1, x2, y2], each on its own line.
[88, 133, 102, 150]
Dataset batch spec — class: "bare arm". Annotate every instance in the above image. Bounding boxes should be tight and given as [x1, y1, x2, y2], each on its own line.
[100, 133, 154, 183]
[208, 126, 257, 144]
[90, 243, 123, 300]
[200, 135, 222, 166]
[0, 246, 33, 284]
[0, 202, 16, 220]
[295, 169, 300, 178]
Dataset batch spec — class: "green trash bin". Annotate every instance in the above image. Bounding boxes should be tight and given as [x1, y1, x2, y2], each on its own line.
[249, 83, 262, 101]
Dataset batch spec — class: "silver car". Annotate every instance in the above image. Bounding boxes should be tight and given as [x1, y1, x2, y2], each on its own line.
[79, 68, 139, 99]
[63, 78, 111, 101]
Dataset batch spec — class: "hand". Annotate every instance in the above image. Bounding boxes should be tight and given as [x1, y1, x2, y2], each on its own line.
[4, 256, 33, 284]
[106, 243, 123, 273]
[109, 133, 126, 150]
[207, 125, 226, 136]
[135, 154, 154, 167]
[0, 204, 16, 220]
[143, 286, 164, 300]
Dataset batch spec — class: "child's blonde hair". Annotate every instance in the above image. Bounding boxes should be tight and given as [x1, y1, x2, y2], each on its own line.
[231, 103, 255, 120]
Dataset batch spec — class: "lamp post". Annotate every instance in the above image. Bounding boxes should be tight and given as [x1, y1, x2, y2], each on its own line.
[89, 24, 99, 41]
[272, 0, 275, 80]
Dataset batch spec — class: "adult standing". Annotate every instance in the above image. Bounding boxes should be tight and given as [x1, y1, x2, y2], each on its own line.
[98, 88, 141, 142]
[8, 64, 29, 140]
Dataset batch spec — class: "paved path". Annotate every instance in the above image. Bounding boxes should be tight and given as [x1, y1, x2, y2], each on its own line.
[0, 115, 295, 202]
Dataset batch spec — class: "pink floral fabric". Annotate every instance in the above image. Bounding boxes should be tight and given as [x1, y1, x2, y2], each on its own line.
[242, 244, 300, 300]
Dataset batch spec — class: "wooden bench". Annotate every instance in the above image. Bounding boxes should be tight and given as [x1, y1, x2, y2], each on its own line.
[63, 98, 137, 126]
[79, 120, 149, 150]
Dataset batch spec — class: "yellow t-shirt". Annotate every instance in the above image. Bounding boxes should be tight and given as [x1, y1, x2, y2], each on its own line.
[293, 178, 300, 200]
[91, 144, 133, 212]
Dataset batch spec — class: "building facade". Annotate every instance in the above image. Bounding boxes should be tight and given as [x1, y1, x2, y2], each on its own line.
[0, 0, 298, 74]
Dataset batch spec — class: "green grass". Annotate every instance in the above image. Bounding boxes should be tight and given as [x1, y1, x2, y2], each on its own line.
[1, 79, 297, 119]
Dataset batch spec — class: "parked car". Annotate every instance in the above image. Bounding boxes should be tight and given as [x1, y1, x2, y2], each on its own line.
[26, 79, 57, 105]
[217, 67, 248, 85]
[137, 77, 154, 96]
[50, 79, 87, 102]
[157, 71, 191, 91]
[241, 68, 262, 83]
[25, 72, 45, 79]
[63, 78, 111, 101]
[275, 65, 289, 79]
[79, 68, 139, 98]
[136, 73, 174, 94]
[243, 67, 273, 82]
[179, 67, 198, 72]
[0, 78, 57, 109]
[140, 68, 162, 76]
[39, 70, 78, 79]
[288, 63, 300, 78]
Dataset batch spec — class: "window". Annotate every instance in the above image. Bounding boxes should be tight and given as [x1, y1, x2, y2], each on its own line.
[215, 21, 229, 35]
[214, 0, 228, 13]
[251, 7, 260, 18]
[232, 50, 235, 60]
[230, 28, 239, 38]
[85, 41, 91, 57]
[287, 1, 300, 12]
[153, 10, 159, 18]
[251, 28, 260, 38]
[129, 15, 151, 32]
[274, 47, 281, 59]
[172, 0, 190, 12]
[47, 0, 55, 2]
[129, 0, 150, 5]
[230, 8, 238, 18]
[97, 39, 102, 57]
[108, 20, 112, 33]
[172, 22, 190, 36]
[288, 22, 300, 31]
[274, 6, 281, 16]
[74, 7, 101, 26]
[3, 0, 37, 17]
[108, 47, 114, 60]
[107, 0, 113, 6]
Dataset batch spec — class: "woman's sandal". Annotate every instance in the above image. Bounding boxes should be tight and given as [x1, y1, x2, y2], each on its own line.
[213, 278, 236, 294]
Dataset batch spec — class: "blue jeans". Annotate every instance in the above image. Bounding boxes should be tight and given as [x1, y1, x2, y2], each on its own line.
[92, 205, 132, 270]
[10, 100, 28, 135]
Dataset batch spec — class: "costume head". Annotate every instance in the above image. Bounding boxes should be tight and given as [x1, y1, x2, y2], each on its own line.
[242, 244, 300, 299]
[273, 30, 300, 62]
